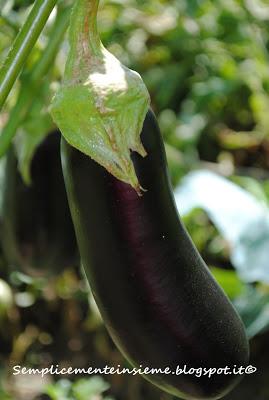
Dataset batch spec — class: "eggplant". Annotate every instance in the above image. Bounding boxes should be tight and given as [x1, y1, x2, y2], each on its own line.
[1, 132, 78, 275]
[61, 109, 249, 400]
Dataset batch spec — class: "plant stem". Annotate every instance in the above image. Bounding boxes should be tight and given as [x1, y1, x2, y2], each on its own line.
[0, 7, 70, 158]
[0, 0, 57, 111]
[64, 0, 101, 81]
[71, 0, 100, 51]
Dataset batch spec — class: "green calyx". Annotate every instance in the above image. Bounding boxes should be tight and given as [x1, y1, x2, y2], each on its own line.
[50, 0, 150, 192]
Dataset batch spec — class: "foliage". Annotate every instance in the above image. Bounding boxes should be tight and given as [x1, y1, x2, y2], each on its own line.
[45, 377, 114, 400]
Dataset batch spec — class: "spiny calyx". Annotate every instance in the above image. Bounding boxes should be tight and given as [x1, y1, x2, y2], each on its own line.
[50, 0, 150, 192]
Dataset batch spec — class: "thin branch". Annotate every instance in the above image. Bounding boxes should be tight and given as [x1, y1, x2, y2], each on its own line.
[0, 7, 70, 157]
[0, 0, 57, 111]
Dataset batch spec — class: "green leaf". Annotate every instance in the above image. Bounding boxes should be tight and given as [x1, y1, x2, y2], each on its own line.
[234, 286, 269, 338]
[210, 267, 245, 299]
[72, 377, 110, 400]
[45, 379, 72, 400]
[14, 82, 54, 184]
[231, 176, 269, 206]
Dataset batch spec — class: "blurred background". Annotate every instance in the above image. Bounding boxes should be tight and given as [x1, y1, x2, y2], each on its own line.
[1, 0, 269, 399]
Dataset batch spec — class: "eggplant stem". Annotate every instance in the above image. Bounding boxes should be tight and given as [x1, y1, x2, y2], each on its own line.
[65, 0, 102, 82]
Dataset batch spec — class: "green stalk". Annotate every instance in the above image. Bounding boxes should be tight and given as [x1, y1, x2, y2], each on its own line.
[0, 7, 70, 158]
[64, 0, 101, 82]
[0, 0, 57, 111]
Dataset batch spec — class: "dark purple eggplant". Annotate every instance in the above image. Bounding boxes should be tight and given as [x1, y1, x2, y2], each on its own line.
[1, 131, 78, 275]
[61, 109, 249, 400]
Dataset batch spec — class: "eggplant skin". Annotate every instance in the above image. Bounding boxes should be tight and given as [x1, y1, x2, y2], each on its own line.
[61, 109, 249, 400]
[1, 132, 78, 275]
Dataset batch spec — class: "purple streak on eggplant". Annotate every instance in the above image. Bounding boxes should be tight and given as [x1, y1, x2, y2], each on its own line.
[1, 132, 78, 275]
[61, 109, 249, 400]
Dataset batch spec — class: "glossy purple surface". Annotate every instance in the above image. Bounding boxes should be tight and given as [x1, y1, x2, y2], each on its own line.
[62, 110, 249, 399]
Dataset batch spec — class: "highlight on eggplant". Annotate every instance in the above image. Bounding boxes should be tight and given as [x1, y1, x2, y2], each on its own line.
[0, 131, 78, 276]
[61, 109, 249, 400]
